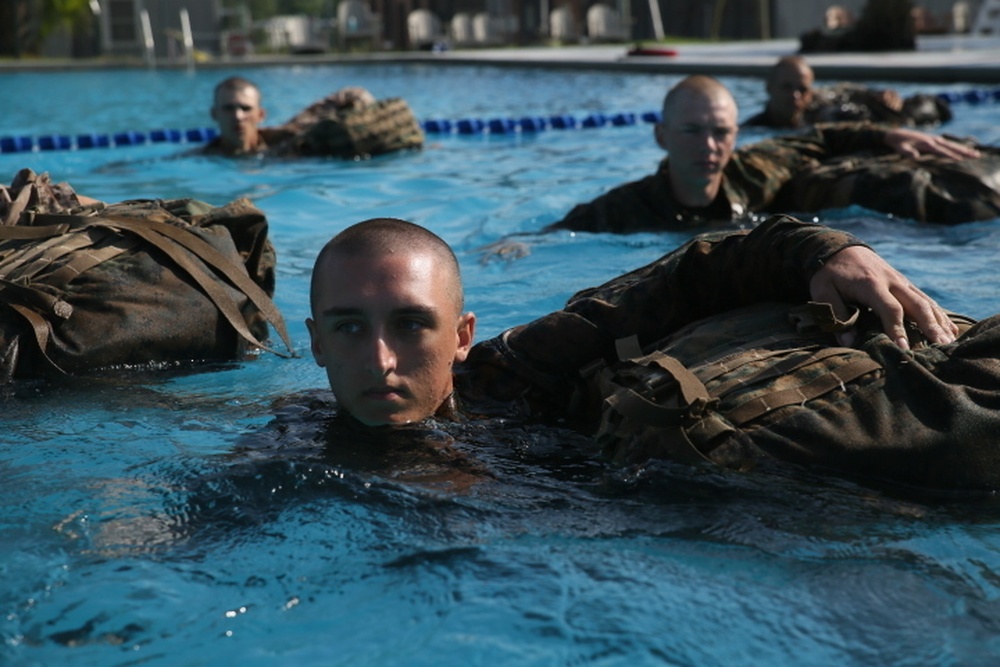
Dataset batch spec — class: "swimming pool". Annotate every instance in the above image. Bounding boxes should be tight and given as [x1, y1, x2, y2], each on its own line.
[2, 63, 1000, 666]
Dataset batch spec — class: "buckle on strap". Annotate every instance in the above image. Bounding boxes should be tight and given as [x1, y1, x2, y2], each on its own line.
[789, 301, 860, 335]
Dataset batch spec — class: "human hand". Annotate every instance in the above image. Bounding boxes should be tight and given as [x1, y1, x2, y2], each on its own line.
[884, 128, 980, 160]
[876, 89, 903, 111]
[329, 87, 376, 109]
[809, 245, 959, 349]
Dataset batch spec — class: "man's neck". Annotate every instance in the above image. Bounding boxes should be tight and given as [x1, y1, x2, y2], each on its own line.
[224, 133, 263, 156]
[668, 173, 722, 209]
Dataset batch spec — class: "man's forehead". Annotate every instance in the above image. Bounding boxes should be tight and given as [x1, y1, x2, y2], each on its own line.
[671, 93, 737, 124]
[216, 86, 259, 104]
[775, 66, 812, 83]
[319, 250, 443, 296]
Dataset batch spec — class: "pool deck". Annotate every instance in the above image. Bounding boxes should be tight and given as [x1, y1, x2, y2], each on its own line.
[4, 34, 1000, 84]
[421, 35, 1000, 84]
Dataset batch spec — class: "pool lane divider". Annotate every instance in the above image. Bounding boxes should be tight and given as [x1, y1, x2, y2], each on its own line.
[0, 127, 219, 154]
[4, 86, 999, 154]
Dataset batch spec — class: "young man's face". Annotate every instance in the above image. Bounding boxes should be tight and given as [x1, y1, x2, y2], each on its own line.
[306, 250, 475, 426]
[766, 64, 814, 127]
[655, 90, 738, 200]
[211, 85, 266, 153]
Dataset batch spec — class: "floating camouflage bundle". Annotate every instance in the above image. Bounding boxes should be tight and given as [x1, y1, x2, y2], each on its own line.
[0, 169, 291, 382]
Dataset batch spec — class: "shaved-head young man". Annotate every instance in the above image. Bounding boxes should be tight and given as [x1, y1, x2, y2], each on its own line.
[209, 76, 268, 155]
[307, 218, 476, 426]
[742, 56, 949, 130]
[300, 216, 1000, 492]
[756, 56, 816, 128]
[546, 74, 990, 231]
[652, 75, 739, 209]
[308, 216, 956, 429]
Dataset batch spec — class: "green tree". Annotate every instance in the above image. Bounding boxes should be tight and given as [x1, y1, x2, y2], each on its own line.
[39, 0, 93, 38]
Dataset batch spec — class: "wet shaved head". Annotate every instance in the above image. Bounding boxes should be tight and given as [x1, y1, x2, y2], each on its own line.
[662, 75, 739, 120]
[768, 56, 813, 86]
[310, 218, 465, 317]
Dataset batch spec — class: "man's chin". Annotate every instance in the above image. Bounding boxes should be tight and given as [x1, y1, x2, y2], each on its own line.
[346, 408, 421, 428]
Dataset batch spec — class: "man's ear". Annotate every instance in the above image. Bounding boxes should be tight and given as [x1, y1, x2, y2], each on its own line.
[454, 312, 476, 363]
[654, 121, 669, 151]
[305, 318, 326, 367]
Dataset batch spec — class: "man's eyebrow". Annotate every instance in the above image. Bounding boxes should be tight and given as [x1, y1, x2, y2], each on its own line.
[320, 306, 363, 318]
[319, 305, 439, 318]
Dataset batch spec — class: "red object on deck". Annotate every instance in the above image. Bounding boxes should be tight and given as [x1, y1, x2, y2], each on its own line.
[626, 46, 679, 57]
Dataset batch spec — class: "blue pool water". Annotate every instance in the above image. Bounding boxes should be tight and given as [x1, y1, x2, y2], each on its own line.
[2, 63, 1000, 666]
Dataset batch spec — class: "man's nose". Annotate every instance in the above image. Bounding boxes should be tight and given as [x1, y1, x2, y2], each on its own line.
[367, 336, 397, 375]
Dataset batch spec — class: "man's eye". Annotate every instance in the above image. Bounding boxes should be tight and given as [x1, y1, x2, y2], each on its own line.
[397, 318, 429, 333]
[333, 321, 363, 334]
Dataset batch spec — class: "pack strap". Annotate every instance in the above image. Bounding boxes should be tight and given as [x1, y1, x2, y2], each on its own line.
[0, 223, 71, 239]
[707, 346, 859, 399]
[1, 182, 36, 227]
[724, 355, 882, 425]
[600, 335, 718, 463]
[100, 215, 293, 356]
[0, 227, 96, 281]
[8, 302, 68, 375]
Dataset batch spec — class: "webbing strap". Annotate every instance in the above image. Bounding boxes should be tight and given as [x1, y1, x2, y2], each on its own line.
[605, 385, 688, 425]
[99, 216, 292, 356]
[15, 233, 115, 284]
[690, 331, 822, 384]
[0, 224, 71, 240]
[8, 303, 67, 375]
[44, 235, 136, 286]
[0, 278, 72, 319]
[1, 182, 34, 227]
[614, 335, 714, 409]
[724, 356, 882, 425]
[707, 346, 857, 399]
[0, 229, 95, 281]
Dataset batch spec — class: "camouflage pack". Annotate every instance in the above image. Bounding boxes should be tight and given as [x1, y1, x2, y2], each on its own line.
[0, 171, 291, 381]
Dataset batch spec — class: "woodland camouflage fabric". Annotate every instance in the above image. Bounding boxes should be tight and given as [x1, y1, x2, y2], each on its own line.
[549, 123, 1000, 231]
[458, 216, 1000, 491]
[0, 169, 290, 381]
[281, 97, 424, 158]
[742, 83, 953, 128]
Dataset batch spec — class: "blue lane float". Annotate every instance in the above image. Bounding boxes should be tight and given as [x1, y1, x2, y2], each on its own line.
[0, 127, 218, 154]
[3, 85, 999, 153]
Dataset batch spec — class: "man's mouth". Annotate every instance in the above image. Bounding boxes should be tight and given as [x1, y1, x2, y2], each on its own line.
[363, 386, 406, 401]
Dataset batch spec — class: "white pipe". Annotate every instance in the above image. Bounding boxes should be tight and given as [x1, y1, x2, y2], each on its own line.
[647, 0, 664, 40]
[140, 8, 155, 66]
[180, 7, 194, 66]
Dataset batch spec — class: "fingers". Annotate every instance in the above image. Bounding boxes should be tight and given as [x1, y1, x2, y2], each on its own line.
[922, 136, 980, 160]
[885, 129, 980, 160]
[809, 245, 958, 350]
[892, 284, 959, 346]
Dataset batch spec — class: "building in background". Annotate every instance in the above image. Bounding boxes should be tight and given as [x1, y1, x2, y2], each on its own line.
[0, 0, 988, 60]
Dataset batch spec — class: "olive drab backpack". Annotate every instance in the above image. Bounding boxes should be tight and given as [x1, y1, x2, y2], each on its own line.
[0, 173, 292, 382]
[280, 98, 425, 159]
[584, 302, 906, 469]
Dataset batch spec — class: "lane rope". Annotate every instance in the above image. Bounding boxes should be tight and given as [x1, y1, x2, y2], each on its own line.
[3, 86, 998, 154]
